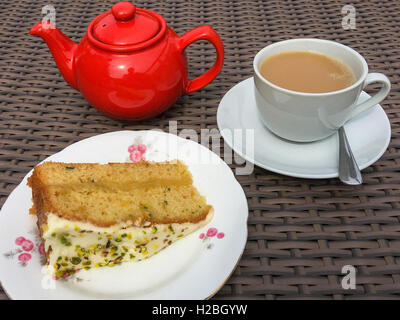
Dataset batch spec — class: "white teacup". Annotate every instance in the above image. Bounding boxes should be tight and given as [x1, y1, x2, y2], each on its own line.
[253, 39, 391, 142]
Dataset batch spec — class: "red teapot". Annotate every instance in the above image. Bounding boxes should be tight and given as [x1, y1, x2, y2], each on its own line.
[30, 1, 224, 120]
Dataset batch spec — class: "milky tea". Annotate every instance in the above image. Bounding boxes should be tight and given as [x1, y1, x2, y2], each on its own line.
[259, 51, 356, 93]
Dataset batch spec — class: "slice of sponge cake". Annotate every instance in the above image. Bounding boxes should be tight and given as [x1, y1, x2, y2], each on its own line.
[28, 161, 213, 278]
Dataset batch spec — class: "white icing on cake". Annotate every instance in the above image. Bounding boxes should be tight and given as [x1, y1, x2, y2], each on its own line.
[42, 210, 213, 277]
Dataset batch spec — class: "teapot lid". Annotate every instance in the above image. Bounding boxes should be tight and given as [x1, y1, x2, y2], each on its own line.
[89, 2, 166, 51]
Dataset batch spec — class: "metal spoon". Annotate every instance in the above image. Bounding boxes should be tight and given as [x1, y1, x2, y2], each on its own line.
[338, 126, 363, 185]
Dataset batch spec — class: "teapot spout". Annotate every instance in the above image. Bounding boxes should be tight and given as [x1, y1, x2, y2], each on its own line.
[30, 22, 78, 90]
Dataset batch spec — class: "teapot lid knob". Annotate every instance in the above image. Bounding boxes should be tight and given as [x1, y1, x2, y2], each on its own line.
[112, 2, 136, 21]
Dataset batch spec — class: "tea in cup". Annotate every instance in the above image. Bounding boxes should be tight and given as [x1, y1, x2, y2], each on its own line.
[253, 39, 391, 142]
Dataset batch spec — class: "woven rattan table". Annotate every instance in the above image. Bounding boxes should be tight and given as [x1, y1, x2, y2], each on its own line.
[1, 0, 400, 300]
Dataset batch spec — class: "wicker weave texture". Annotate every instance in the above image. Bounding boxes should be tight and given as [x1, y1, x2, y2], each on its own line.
[1, 0, 400, 299]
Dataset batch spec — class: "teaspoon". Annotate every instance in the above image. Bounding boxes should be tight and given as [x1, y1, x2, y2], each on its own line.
[338, 126, 363, 185]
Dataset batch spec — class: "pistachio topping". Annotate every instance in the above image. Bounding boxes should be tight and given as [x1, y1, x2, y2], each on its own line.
[59, 234, 72, 246]
[43, 211, 212, 277]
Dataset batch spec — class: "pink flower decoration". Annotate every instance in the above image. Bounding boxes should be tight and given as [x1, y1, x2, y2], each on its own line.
[128, 144, 138, 153]
[128, 144, 147, 163]
[38, 242, 45, 255]
[18, 253, 31, 263]
[199, 233, 205, 239]
[206, 228, 218, 237]
[21, 239, 34, 252]
[137, 144, 146, 154]
[129, 150, 143, 163]
[15, 236, 25, 246]
[217, 232, 225, 239]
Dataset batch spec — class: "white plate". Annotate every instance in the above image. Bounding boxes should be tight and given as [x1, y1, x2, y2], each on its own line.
[0, 130, 248, 299]
[217, 77, 391, 179]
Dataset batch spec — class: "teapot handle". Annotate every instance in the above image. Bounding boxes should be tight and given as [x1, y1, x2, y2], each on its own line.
[178, 25, 224, 94]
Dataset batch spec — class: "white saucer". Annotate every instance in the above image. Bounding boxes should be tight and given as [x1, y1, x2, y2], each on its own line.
[217, 77, 391, 179]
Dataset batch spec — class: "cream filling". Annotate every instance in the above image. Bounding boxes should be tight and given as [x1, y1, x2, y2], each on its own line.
[42, 210, 213, 277]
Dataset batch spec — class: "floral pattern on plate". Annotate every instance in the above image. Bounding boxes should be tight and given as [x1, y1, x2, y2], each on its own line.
[3, 228, 45, 267]
[199, 227, 225, 249]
